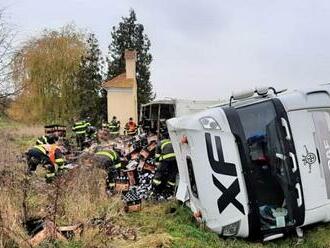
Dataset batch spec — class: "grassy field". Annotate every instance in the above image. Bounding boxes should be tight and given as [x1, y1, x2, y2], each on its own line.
[1, 118, 330, 248]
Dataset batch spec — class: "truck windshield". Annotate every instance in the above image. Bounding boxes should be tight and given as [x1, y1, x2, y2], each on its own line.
[236, 100, 295, 231]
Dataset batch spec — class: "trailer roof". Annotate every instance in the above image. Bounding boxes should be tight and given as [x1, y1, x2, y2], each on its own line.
[141, 99, 176, 107]
[141, 98, 220, 107]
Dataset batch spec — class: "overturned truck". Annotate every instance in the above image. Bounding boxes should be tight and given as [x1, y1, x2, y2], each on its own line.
[167, 85, 330, 241]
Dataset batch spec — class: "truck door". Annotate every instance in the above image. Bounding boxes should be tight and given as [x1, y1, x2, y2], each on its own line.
[287, 109, 328, 211]
[311, 110, 330, 202]
[234, 99, 305, 231]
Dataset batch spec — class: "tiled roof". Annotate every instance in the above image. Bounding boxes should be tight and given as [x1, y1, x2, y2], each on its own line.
[102, 73, 135, 88]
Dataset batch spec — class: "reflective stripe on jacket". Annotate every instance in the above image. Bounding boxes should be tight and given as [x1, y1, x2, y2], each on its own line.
[102, 122, 109, 128]
[109, 120, 120, 129]
[36, 136, 48, 145]
[72, 121, 90, 134]
[158, 139, 176, 161]
[33, 145, 47, 155]
[96, 150, 118, 162]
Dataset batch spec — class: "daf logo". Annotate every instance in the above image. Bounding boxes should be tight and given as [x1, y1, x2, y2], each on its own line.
[205, 133, 245, 215]
[302, 145, 316, 173]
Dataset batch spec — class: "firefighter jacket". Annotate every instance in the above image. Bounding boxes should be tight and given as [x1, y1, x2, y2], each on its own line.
[95, 150, 121, 169]
[109, 120, 120, 134]
[155, 139, 176, 162]
[72, 121, 91, 135]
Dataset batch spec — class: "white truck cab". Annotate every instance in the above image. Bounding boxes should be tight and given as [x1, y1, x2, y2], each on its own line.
[167, 85, 330, 241]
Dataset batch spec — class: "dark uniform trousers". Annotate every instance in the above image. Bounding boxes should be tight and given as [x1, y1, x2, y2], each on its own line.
[153, 158, 178, 192]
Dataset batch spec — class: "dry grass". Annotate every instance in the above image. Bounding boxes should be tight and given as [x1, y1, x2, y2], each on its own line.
[55, 166, 123, 225]
[9, 125, 44, 138]
[0, 121, 176, 248]
[0, 191, 31, 248]
[16, 155, 138, 247]
[0, 123, 139, 247]
[120, 233, 173, 248]
[0, 129, 31, 247]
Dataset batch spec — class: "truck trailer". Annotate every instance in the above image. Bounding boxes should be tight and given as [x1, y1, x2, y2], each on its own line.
[167, 85, 330, 241]
[140, 98, 220, 133]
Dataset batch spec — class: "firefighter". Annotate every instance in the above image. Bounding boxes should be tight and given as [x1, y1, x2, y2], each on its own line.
[26, 144, 66, 183]
[109, 116, 120, 136]
[94, 147, 122, 195]
[36, 134, 57, 145]
[72, 118, 91, 150]
[124, 117, 137, 136]
[152, 133, 178, 195]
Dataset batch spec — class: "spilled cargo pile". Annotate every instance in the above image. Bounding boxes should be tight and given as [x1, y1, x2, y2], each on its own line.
[24, 123, 177, 215]
[81, 136, 171, 204]
[109, 133, 175, 209]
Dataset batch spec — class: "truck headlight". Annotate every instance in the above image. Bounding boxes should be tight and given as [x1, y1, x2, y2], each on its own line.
[199, 117, 221, 130]
[222, 221, 240, 236]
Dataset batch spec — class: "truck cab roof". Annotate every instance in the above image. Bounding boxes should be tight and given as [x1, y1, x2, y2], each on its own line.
[213, 84, 330, 111]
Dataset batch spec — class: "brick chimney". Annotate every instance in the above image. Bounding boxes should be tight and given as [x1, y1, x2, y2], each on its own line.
[124, 49, 137, 79]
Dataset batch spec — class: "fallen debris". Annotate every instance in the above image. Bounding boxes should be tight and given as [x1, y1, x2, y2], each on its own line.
[88, 217, 137, 240]
[26, 219, 83, 247]
[57, 223, 84, 239]
[28, 220, 66, 247]
[105, 224, 137, 240]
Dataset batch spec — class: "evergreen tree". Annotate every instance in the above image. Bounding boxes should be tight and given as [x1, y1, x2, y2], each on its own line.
[99, 88, 108, 121]
[107, 9, 154, 109]
[76, 33, 104, 124]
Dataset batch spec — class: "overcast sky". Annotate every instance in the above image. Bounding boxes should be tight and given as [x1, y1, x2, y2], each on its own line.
[2, 0, 330, 100]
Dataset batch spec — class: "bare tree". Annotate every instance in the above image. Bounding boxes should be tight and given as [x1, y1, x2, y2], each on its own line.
[0, 8, 17, 113]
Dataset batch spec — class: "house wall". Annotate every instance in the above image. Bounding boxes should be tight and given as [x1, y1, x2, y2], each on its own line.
[107, 87, 138, 132]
